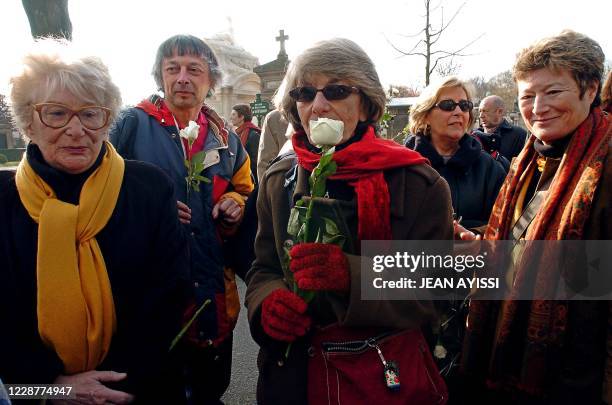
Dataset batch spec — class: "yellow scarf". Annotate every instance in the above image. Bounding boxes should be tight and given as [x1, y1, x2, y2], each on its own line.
[15, 141, 124, 374]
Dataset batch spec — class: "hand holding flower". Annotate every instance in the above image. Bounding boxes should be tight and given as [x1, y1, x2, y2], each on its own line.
[176, 200, 191, 224]
[289, 243, 349, 291]
[261, 289, 312, 342]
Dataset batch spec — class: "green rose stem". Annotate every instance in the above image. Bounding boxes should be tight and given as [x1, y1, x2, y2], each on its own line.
[285, 146, 337, 359]
[169, 299, 211, 352]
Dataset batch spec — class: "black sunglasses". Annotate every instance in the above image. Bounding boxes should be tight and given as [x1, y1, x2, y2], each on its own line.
[435, 99, 474, 112]
[289, 84, 360, 102]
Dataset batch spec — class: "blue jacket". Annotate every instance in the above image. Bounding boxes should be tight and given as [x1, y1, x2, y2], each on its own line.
[110, 97, 254, 344]
[475, 118, 528, 161]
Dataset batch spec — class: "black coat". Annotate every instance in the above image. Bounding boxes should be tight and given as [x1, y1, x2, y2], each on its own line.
[244, 127, 261, 185]
[0, 146, 189, 404]
[406, 134, 507, 229]
[475, 118, 527, 161]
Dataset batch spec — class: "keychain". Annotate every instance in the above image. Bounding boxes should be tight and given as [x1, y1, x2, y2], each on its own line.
[367, 339, 400, 391]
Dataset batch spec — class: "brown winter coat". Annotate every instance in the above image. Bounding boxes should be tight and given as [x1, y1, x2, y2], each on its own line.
[245, 156, 453, 404]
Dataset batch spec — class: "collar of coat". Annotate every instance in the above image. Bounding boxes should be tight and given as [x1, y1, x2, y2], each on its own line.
[406, 133, 481, 172]
[136, 94, 229, 146]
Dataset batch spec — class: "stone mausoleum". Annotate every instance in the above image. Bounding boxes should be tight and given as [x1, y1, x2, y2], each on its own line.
[199, 30, 291, 124]
[205, 33, 261, 121]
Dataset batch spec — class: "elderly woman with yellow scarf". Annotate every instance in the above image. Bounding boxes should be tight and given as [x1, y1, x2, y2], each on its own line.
[0, 40, 188, 404]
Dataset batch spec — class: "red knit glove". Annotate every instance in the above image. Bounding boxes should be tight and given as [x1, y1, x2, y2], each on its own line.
[289, 243, 350, 291]
[261, 289, 311, 342]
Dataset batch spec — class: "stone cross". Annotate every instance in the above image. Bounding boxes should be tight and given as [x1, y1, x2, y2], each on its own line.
[276, 29, 289, 57]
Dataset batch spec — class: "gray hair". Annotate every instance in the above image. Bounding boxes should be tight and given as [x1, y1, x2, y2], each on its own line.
[9, 37, 122, 135]
[409, 76, 476, 135]
[278, 38, 386, 131]
[152, 34, 222, 94]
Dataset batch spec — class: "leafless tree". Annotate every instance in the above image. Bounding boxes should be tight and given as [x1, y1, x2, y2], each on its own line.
[434, 58, 462, 78]
[486, 70, 518, 112]
[0, 95, 14, 128]
[388, 85, 421, 98]
[387, 0, 483, 86]
[468, 76, 489, 102]
[22, 0, 72, 40]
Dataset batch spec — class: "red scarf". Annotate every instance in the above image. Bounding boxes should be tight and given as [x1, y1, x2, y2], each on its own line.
[236, 121, 261, 147]
[136, 97, 224, 159]
[292, 126, 428, 240]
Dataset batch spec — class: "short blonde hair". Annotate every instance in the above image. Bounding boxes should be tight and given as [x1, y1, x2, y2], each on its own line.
[513, 30, 604, 108]
[9, 38, 122, 135]
[278, 38, 386, 131]
[408, 76, 476, 135]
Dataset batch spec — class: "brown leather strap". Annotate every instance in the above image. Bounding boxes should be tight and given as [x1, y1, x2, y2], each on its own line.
[511, 174, 554, 241]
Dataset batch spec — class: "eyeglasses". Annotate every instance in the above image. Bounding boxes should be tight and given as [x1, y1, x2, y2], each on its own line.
[435, 99, 474, 112]
[33, 103, 112, 130]
[289, 85, 360, 102]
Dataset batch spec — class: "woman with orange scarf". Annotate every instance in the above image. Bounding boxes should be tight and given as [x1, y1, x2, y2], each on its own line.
[0, 39, 188, 404]
[457, 30, 612, 404]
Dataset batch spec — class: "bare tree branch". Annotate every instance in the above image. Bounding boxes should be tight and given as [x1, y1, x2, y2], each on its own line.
[430, 33, 485, 57]
[387, 0, 483, 85]
[383, 33, 426, 57]
[396, 27, 427, 39]
[431, 2, 465, 36]
[435, 59, 462, 77]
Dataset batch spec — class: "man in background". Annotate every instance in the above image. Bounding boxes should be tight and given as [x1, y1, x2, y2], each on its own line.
[230, 104, 260, 183]
[476, 95, 527, 161]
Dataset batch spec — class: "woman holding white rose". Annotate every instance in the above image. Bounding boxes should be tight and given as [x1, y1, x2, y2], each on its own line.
[245, 38, 453, 404]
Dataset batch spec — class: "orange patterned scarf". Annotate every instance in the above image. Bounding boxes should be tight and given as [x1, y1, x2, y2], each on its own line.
[462, 108, 611, 395]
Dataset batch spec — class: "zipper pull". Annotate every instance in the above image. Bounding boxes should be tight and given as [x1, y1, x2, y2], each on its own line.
[367, 339, 400, 391]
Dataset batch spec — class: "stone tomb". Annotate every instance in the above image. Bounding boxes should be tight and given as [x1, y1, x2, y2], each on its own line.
[205, 33, 262, 121]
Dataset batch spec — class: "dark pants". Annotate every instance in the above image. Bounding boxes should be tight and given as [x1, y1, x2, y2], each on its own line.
[181, 335, 233, 405]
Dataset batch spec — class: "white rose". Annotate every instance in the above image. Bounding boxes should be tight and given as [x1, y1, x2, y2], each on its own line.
[433, 344, 447, 359]
[309, 118, 344, 147]
[179, 120, 200, 145]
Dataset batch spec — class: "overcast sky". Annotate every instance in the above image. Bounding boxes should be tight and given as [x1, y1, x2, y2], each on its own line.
[1, 0, 610, 105]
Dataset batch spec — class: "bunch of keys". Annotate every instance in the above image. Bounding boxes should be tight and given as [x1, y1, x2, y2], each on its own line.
[367, 339, 400, 391]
